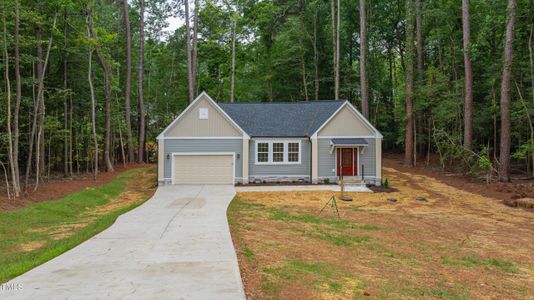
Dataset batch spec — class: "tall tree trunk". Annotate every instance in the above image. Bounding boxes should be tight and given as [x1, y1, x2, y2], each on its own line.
[299, 31, 308, 101]
[89, 6, 114, 172]
[87, 12, 98, 180]
[530, 22, 534, 106]
[116, 96, 127, 168]
[336, 0, 340, 99]
[529, 22, 534, 176]
[415, 0, 424, 165]
[1, 161, 11, 199]
[415, 0, 424, 82]
[3, 10, 18, 197]
[230, 8, 237, 103]
[93, 46, 114, 171]
[137, 0, 145, 163]
[312, 9, 319, 100]
[498, 0, 517, 182]
[404, 0, 415, 167]
[360, 0, 369, 118]
[36, 24, 46, 184]
[122, 0, 134, 162]
[63, 12, 70, 177]
[192, 0, 199, 96]
[24, 15, 57, 188]
[185, 0, 194, 102]
[462, 0, 473, 150]
[331, 0, 337, 99]
[69, 91, 73, 175]
[12, 0, 21, 195]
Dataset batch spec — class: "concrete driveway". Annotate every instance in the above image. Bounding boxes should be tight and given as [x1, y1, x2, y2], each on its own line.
[1, 185, 245, 300]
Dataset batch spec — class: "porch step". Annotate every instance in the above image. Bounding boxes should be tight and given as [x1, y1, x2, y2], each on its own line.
[339, 178, 366, 187]
[343, 182, 366, 187]
[340, 177, 365, 184]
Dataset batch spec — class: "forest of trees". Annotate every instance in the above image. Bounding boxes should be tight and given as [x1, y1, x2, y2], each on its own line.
[0, 0, 533, 198]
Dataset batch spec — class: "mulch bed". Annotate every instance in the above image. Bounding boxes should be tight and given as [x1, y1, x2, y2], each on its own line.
[368, 185, 398, 193]
[237, 182, 336, 186]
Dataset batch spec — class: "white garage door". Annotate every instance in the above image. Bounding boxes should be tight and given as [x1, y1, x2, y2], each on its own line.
[173, 154, 234, 185]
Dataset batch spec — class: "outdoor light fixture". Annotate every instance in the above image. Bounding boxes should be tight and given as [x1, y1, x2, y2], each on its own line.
[166, 153, 170, 160]
[236, 154, 240, 159]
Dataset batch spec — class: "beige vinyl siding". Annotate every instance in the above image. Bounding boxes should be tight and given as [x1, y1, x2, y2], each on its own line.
[165, 95, 241, 137]
[318, 106, 374, 137]
[173, 155, 233, 184]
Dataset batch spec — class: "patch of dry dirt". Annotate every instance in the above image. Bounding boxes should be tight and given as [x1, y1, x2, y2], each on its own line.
[229, 164, 534, 299]
[18, 240, 46, 252]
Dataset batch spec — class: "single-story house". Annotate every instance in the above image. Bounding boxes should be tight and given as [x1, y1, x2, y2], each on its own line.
[156, 92, 383, 186]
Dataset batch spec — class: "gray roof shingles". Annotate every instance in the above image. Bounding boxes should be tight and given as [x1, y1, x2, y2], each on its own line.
[219, 101, 345, 137]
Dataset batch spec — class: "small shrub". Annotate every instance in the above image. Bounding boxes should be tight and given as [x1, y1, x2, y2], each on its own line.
[383, 178, 389, 188]
[323, 178, 330, 184]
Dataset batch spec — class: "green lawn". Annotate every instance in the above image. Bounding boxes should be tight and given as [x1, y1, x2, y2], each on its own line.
[0, 167, 156, 283]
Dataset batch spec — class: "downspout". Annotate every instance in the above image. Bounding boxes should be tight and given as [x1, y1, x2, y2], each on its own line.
[309, 136, 312, 183]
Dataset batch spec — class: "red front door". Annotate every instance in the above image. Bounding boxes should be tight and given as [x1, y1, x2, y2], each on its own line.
[337, 148, 354, 176]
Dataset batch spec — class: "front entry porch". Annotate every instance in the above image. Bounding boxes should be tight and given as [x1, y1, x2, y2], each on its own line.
[336, 147, 360, 177]
[335, 148, 366, 187]
[330, 138, 369, 183]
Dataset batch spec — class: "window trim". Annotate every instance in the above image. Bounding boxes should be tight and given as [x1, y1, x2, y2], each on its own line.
[254, 140, 302, 165]
[256, 142, 269, 163]
[198, 107, 209, 119]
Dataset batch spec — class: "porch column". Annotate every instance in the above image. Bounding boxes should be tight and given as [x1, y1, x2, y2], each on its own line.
[242, 138, 249, 184]
[311, 138, 318, 183]
[158, 138, 164, 183]
[376, 138, 382, 185]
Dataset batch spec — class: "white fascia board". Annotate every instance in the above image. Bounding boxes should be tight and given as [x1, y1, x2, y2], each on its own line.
[318, 135, 377, 139]
[160, 136, 243, 140]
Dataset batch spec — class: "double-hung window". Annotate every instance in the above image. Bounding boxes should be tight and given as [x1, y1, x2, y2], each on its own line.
[272, 143, 284, 162]
[288, 142, 299, 162]
[255, 141, 301, 164]
[257, 142, 269, 163]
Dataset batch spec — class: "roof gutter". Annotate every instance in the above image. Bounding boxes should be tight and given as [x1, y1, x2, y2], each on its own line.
[249, 136, 309, 139]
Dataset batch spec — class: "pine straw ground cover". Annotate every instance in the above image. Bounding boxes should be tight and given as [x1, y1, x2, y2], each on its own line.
[228, 167, 534, 299]
[0, 166, 157, 283]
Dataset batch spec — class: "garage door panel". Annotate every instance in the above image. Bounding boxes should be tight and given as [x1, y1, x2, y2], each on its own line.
[173, 155, 234, 184]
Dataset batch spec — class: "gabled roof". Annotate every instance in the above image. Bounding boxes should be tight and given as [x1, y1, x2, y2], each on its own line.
[218, 101, 345, 137]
